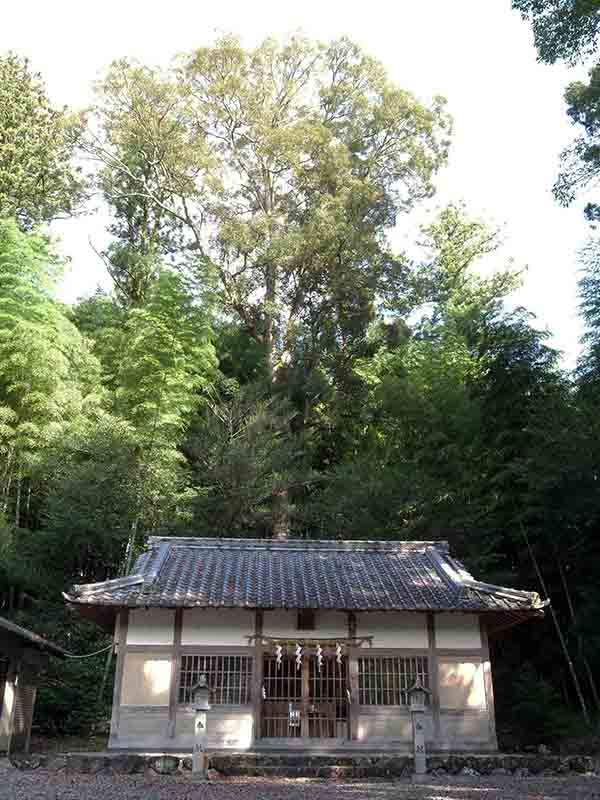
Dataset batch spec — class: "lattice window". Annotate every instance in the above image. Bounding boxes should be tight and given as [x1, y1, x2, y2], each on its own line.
[358, 656, 429, 706]
[178, 655, 252, 705]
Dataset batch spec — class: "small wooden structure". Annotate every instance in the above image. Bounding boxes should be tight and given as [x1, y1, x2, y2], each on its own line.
[0, 615, 66, 754]
[65, 537, 545, 754]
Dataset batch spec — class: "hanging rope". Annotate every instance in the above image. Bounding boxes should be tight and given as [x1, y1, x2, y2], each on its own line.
[62, 642, 114, 659]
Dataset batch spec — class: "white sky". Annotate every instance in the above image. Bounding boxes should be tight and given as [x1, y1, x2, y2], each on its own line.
[1, 0, 590, 367]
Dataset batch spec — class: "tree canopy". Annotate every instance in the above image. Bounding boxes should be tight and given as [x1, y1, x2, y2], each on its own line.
[513, 0, 600, 65]
[86, 36, 451, 377]
[0, 54, 85, 228]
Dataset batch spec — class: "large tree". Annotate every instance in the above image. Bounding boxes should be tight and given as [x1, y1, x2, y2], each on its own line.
[86, 36, 451, 379]
[0, 54, 86, 228]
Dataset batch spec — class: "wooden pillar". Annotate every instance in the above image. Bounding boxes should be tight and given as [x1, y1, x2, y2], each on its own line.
[347, 611, 359, 741]
[13, 678, 36, 755]
[109, 609, 129, 744]
[427, 612, 441, 745]
[168, 608, 183, 738]
[480, 616, 498, 749]
[252, 610, 264, 743]
[23, 684, 36, 754]
[301, 654, 310, 739]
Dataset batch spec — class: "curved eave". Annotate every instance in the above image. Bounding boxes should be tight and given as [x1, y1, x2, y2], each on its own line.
[482, 606, 546, 635]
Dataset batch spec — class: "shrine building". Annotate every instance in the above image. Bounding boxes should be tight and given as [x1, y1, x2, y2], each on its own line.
[64, 537, 544, 752]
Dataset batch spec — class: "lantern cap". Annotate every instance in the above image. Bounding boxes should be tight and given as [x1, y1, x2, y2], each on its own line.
[191, 674, 208, 691]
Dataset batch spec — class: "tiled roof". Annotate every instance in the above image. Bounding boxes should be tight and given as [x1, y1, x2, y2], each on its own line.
[64, 538, 545, 628]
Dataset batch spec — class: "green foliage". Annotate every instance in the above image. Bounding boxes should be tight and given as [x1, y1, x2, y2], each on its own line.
[513, 0, 600, 65]
[0, 220, 103, 527]
[500, 663, 580, 744]
[112, 269, 217, 438]
[553, 63, 600, 219]
[515, 2, 600, 222]
[514, 1, 600, 220]
[185, 383, 309, 536]
[40, 411, 143, 581]
[88, 35, 451, 378]
[0, 53, 86, 228]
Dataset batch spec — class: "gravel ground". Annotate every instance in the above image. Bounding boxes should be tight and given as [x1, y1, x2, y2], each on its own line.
[2, 760, 600, 800]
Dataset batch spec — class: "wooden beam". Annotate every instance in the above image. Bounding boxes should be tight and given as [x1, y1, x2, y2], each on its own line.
[109, 609, 128, 744]
[168, 608, 183, 739]
[480, 615, 498, 749]
[427, 612, 441, 744]
[347, 611, 359, 741]
[252, 610, 264, 743]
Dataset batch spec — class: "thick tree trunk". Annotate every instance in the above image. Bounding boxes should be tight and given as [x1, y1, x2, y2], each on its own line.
[264, 264, 277, 381]
[124, 518, 139, 574]
[271, 487, 290, 540]
[264, 258, 292, 540]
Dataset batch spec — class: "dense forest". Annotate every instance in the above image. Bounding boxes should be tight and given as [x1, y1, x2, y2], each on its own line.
[2, 5, 600, 746]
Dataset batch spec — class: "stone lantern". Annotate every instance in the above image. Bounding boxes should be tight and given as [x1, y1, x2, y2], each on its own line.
[191, 674, 211, 778]
[407, 676, 430, 776]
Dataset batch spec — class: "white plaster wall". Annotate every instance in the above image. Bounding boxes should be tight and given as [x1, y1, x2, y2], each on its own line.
[435, 613, 481, 649]
[262, 609, 348, 639]
[181, 608, 254, 646]
[126, 609, 174, 645]
[356, 612, 428, 648]
[121, 653, 172, 706]
[438, 660, 486, 710]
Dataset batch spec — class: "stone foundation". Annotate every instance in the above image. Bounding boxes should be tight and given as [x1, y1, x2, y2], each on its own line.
[12, 751, 596, 778]
[211, 752, 596, 778]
